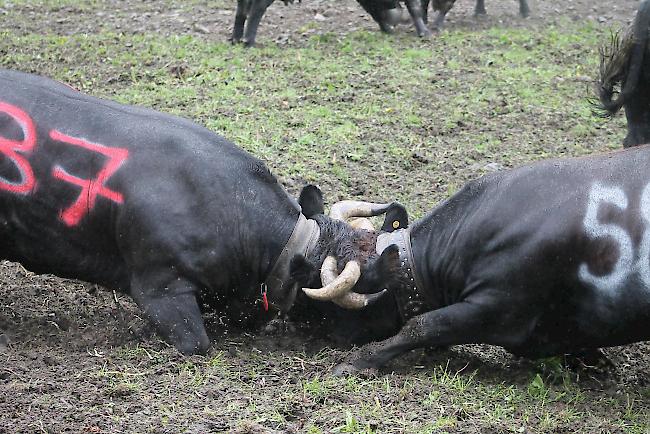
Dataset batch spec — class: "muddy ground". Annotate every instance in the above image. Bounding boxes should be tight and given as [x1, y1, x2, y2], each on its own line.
[1, 0, 650, 433]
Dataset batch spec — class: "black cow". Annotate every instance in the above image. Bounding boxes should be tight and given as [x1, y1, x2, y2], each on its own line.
[332, 145, 650, 374]
[0, 69, 399, 355]
[597, 0, 650, 147]
[231, 0, 429, 47]
[422, 0, 530, 30]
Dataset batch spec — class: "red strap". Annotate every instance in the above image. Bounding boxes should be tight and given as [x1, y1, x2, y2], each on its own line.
[261, 285, 269, 311]
[262, 291, 269, 311]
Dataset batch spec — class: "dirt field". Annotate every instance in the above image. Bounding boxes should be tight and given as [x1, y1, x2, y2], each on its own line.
[1, 0, 650, 432]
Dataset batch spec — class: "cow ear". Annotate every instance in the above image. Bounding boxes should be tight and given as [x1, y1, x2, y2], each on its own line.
[299, 184, 324, 218]
[359, 244, 401, 291]
[289, 254, 318, 285]
[380, 203, 409, 232]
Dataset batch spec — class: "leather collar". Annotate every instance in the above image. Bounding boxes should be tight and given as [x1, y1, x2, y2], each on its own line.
[376, 228, 429, 321]
[263, 214, 320, 312]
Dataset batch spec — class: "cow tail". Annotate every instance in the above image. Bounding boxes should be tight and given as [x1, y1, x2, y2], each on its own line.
[595, 0, 650, 117]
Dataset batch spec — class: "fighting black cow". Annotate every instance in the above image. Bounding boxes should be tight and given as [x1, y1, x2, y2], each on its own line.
[231, 0, 429, 47]
[421, 0, 530, 30]
[330, 145, 650, 374]
[0, 69, 400, 355]
[597, 0, 650, 147]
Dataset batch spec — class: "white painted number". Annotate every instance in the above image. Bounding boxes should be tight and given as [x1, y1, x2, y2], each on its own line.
[636, 183, 650, 288]
[580, 182, 650, 292]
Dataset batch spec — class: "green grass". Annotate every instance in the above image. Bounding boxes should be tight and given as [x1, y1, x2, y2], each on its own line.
[0, 18, 625, 220]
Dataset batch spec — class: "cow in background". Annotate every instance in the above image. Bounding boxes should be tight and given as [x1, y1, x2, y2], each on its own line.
[231, 0, 429, 47]
[597, 0, 650, 147]
[356, 0, 431, 38]
[422, 0, 530, 30]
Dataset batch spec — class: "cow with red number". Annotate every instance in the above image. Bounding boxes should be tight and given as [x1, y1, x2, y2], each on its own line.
[0, 69, 400, 355]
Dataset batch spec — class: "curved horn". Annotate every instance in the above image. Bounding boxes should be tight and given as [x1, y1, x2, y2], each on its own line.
[319, 256, 338, 286]
[333, 290, 387, 309]
[319, 256, 388, 309]
[302, 260, 361, 301]
[329, 200, 393, 222]
[349, 217, 375, 231]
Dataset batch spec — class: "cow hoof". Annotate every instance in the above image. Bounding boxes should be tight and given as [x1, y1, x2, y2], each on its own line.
[418, 30, 433, 39]
[332, 362, 360, 377]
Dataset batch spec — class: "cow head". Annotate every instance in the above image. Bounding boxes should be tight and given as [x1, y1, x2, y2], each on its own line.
[596, 0, 650, 147]
[288, 185, 409, 344]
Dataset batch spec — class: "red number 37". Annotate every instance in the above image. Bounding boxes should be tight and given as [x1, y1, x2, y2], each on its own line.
[0, 101, 129, 227]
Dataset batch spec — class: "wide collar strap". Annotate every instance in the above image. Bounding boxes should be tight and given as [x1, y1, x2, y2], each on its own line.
[376, 228, 428, 321]
[264, 214, 320, 312]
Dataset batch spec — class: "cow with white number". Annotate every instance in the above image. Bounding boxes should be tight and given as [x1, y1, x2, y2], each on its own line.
[0, 69, 402, 355]
[328, 146, 650, 374]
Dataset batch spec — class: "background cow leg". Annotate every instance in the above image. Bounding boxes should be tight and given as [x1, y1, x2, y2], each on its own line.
[404, 0, 431, 37]
[333, 301, 503, 374]
[422, 0, 431, 23]
[432, 2, 454, 30]
[518, 0, 530, 18]
[474, 0, 487, 15]
[231, 0, 251, 43]
[131, 276, 210, 355]
[242, 0, 276, 47]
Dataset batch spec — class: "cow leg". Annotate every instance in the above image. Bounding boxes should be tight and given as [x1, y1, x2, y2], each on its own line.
[231, 0, 251, 44]
[432, 2, 454, 30]
[333, 301, 503, 374]
[518, 0, 530, 18]
[242, 0, 276, 47]
[474, 0, 487, 15]
[355, 0, 396, 34]
[404, 0, 431, 37]
[422, 0, 431, 24]
[131, 276, 210, 355]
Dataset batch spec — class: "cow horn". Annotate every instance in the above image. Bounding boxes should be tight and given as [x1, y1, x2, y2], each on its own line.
[302, 259, 360, 301]
[332, 290, 387, 309]
[318, 255, 387, 310]
[319, 255, 338, 286]
[349, 217, 375, 231]
[329, 200, 393, 222]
